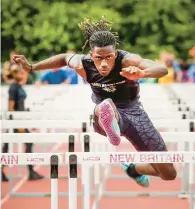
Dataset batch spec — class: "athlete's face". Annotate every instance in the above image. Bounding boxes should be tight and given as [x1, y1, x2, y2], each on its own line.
[90, 45, 117, 76]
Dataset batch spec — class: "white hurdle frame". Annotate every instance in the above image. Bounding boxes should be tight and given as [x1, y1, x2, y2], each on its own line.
[1, 120, 91, 132]
[1, 109, 191, 120]
[80, 133, 195, 208]
[1, 133, 78, 197]
[67, 151, 195, 209]
[0, 153, 63, 209]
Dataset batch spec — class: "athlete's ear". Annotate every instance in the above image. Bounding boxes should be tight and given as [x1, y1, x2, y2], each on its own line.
[90, 51, 94, 60]
[115, 50, 118, 58]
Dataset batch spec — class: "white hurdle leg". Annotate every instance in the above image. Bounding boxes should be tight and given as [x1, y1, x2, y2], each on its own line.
[189, 141, 194, 209]
[94, 144, 100, 209]
[83, 135, 93, 193]
[82, 136, 91, 209]
[178, 140, 188, 196]
[82, 164, 91, 209]
[8, 129, 14, 194]
[94, 144, 100, 185]
[17, 143, 23, 178]
[69, 154, 77, 209]
[50, 155, 59, 209]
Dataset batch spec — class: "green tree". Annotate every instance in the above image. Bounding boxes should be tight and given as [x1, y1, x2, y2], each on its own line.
[86, 0, 195, 59]
[2, 0, 195, 61]
[1, 0, 121, 61]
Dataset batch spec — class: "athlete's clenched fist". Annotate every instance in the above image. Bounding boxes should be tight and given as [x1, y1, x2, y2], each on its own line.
[13, 55, 32, 73]
[120, 66, 145, 80]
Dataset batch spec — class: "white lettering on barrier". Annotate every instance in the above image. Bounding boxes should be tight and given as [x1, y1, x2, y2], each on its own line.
[27, 158, 45, 163]
[1, 152, 195, 165]
[110, 153, 135, 163]
[0, 155, 18, 165]
[110, 153, 185, 163]
[83, 157, 100, 161]
[71, 152, 195, 164]
[0, 153, 63, 165]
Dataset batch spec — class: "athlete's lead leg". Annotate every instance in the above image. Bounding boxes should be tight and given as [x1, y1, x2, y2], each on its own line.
[95, 98, 121, 146]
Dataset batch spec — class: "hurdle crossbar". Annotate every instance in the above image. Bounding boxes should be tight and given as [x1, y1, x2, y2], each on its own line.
[1, 120, 90, 129]
[80, 132, 195, 144]
[67, 151, 195, 164]
[1, 133, 79, 143]
[0, 153, 64, 165]
[2, 119, 194, 130]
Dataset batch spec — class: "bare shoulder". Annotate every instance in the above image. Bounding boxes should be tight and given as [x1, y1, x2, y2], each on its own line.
[65, 54, 84, 70]
[121, 52, 142, 67]
[65, 53, 87, 79]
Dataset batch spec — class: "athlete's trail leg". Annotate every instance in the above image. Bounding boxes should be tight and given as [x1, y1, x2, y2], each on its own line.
[118, 100, 177, 186]
[135, 163, 177, 180]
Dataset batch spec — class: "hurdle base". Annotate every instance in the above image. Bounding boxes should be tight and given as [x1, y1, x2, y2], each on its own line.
[103, 191, 192, 197]
[11, 176, 82, 180]
[10, 192, 85, 198]
[179, 192, 195, 199]
[11, 191, 193, 198]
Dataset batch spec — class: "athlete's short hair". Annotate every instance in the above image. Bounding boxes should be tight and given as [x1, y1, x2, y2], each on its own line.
[78, 16, 119, 50]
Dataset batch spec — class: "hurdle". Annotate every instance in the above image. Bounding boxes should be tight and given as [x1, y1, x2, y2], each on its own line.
[170, 84, 195, 116]
[79, 132, 195, 199]
[2, 119, 194, 133]
[1, 133, 78, 197]
[67, 151, 195, 209]
[3, 111, 94, 121]
[1, 132, 93, 198]
[2, 125, 195, 198]
[0, 153, 63, 209]
[1, 109, 191, 125]
[1, 119, 90, 172]
[1, 119, 91, 133]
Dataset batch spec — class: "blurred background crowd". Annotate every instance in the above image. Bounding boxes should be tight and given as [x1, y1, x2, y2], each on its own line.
[1, 0, 195, 86]
[1, 47, 195, 86]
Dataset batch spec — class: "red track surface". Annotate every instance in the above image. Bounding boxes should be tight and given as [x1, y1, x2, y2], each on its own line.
[1, 142, 193, 209]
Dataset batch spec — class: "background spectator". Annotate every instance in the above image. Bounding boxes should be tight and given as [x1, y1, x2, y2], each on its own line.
[158, 54, 175, 84]
[188, 46, 195, 83]
[177, 59, 190, 83]
[2, 50, 37, 85]
[2, 64, 44, 181]
[36, 68, 69, 85]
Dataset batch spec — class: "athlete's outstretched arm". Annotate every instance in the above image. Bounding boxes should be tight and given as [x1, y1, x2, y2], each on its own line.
[121, 53, 168, 80]
[13, 54, 81, 73]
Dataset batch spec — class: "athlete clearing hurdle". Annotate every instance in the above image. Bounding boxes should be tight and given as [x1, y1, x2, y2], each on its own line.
[13, 17, 177, 187]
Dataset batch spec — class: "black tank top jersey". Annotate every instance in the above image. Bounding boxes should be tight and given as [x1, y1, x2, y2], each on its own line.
[81, 50, 140, 108]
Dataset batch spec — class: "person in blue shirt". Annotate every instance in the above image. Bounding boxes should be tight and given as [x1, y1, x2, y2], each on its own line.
[38, 68, 69, 85]
[188, 63, 195, 83]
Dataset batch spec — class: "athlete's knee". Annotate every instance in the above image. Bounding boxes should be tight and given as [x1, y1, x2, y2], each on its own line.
[159, 164, 177, 180]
